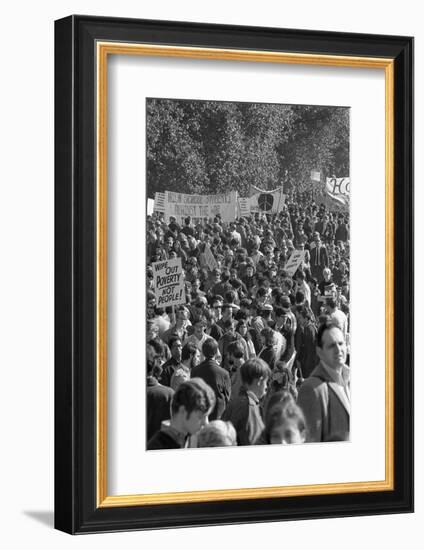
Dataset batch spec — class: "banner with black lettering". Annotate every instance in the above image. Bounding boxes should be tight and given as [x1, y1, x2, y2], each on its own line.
[164, 191, 238, 223]
[325, 177, 350, 208]
[152, 257, 186, 307]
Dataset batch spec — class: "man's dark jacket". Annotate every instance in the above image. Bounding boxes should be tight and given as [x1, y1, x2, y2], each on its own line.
[147, 429, 181, 450]
[191, 359, 231, 420]
[146, 377, 174, 441]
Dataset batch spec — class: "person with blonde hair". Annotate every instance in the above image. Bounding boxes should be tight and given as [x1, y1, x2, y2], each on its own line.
[197, 420, 237, 448]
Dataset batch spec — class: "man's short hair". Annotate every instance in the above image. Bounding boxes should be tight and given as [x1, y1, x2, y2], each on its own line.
[240, 358, 271, 386]
[240, 298, 252, 308]
[225, 290, 237, 304]
[295, 290, 305, 304]
[317, 322, 343, 348]
[261, 327, 277, 345]
[326, 297, 337, 309]
[181, 341, 198, 362]
[227, 340, 245, 358]
[194, 315, 207, 327]
[197, 420, 237, 447]
[171, 378, 216, 415]
[148, 338, 166, 358]
[168, 335, 182, 350]
[202, 337, 219, 359]
[223, 318, 236, 330]
[296, 270, 306, 281]
[221, 270, 230, 282]
[146, 344, 159, 376]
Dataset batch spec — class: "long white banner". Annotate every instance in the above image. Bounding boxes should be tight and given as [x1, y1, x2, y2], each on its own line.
[164, 191, 238, 223]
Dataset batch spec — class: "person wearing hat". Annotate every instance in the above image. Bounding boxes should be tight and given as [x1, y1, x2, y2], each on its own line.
[259, 302, 274, 327]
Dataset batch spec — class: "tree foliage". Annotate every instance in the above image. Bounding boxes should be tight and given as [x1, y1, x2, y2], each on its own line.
[146, 99, 349, 197]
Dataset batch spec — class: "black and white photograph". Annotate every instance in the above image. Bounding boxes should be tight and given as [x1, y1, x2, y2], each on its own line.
[145, 98, 351, 450]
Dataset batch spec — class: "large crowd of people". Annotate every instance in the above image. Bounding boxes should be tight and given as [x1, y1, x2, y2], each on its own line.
[146, 190, 351, 449]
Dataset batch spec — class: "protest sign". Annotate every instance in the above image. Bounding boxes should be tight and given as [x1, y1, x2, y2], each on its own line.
[238, 197, 250, 217]
[164, 191, 238, 223]
[147, 198, 155, 215]
[249, 189, 285, 213]
[325, 177, 350, 207]
[152, 257, 186, 307]
[284, 250, 306, 277]
[153, 192, 166, 213]
[311, 170, 321, 182]
[200, 244, 218, 272]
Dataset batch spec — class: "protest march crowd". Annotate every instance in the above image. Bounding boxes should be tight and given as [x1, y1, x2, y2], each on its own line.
[146, 189, 351, 450]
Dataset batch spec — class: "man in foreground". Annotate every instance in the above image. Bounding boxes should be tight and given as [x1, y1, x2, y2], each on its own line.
[222, 358, 271, 445]
[191, 338, 231, 420]
[147, 378, 216, 450]
[297, 323, 350, 442]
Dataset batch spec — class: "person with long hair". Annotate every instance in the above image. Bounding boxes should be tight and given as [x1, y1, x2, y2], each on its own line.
[257, 391, 307, 445]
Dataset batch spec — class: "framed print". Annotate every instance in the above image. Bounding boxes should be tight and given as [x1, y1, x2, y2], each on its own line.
[54, 15, 413, 534]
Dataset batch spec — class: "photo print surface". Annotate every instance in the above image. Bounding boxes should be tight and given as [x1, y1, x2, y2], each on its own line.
[145, 98, 350, 451]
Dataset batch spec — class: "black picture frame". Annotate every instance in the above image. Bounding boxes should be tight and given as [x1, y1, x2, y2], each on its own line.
[55, 15, 414, 534]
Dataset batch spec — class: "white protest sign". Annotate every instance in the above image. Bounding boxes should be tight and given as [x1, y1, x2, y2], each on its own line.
[238, 197, 250, 217]
[201, 244, 218, 272]
[311, 170, 321, 182]
[152, 257, 186, 307]
[164, 191, 238, 223]
[147, 198, 155, 215]
[153, 191, 166, 213]
[284, 250, 306, 277]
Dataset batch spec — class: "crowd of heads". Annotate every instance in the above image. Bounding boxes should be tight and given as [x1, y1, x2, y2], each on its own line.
[146, 189, 350, 449]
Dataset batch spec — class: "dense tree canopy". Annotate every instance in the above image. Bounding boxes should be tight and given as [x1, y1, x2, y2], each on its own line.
[146, 99, 349, 198]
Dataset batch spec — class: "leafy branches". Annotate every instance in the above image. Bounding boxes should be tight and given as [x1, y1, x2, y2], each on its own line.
[146, 99, 349, 197]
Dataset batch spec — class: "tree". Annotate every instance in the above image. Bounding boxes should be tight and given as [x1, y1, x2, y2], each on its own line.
[146, 99, 349, 197]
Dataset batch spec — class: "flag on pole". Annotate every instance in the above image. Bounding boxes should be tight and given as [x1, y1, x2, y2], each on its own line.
[249, 189, 285, 213]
